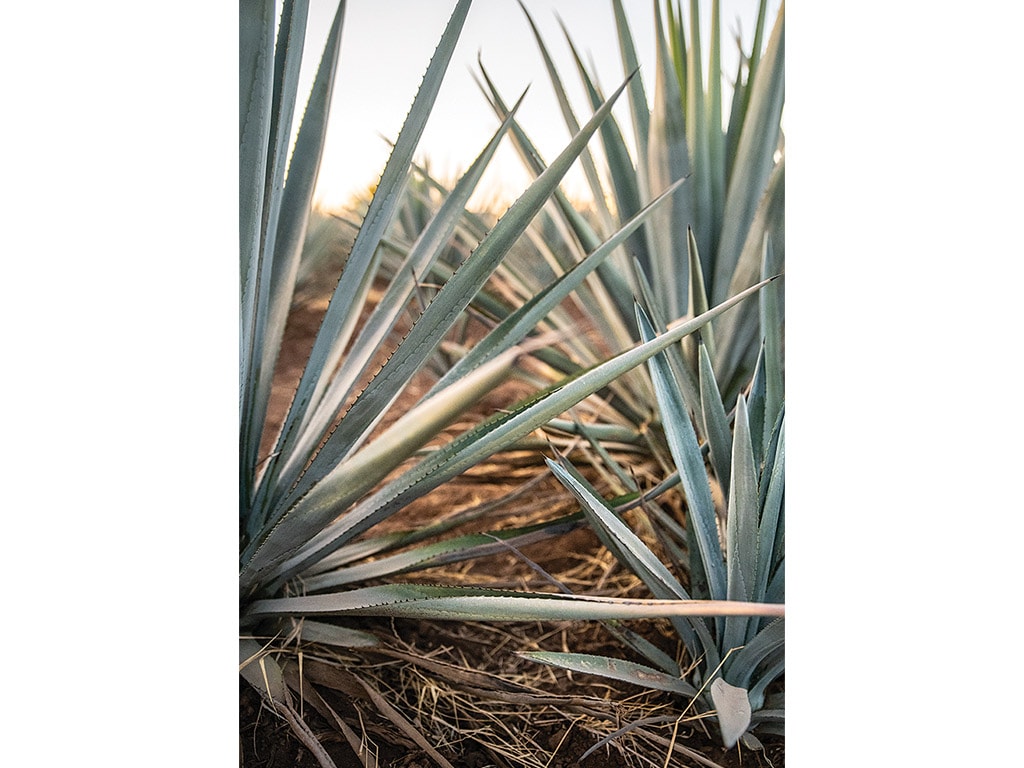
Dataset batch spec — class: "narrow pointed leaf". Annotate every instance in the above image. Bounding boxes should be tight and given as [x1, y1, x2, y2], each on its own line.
[521, 651, 698, 696]
[636, 304, 725, 601]
[713, 2, 784, 304]
[239, 0, 275, 296]
[548, 459, 688, 601]
[245, 584, 785, 622]
[629, 259, 699, 413]
[602, 623, 681, 677]
[722, 395, 759, 651]
[475, 63, 639, 339]
[547, 456, 714, 664]
[239, 0, 277, 508]
[746, 342, 767, 469]
[611, 0, 650, 181]
[699, 339, 732, 496]
[761, 238, 785, 437]
[707, 0, 725, 257]
[686, 0, 712, 267]
[560, 25, 646, 264]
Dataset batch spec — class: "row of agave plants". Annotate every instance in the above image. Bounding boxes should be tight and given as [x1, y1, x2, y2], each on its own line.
[239, 0, 784, 762]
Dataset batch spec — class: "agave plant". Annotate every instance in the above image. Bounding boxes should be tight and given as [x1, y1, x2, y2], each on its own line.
[239, 0, 781, 763]
[492, 2, 786, 748]
[524, 308, 784, 750]
[467, 0, 784, 405]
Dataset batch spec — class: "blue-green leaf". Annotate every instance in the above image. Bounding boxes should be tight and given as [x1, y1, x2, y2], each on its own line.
[698, 338, 732, 498]
[722, 395, 759, 651]
[636, 304, 725, 602]
[245, 584, 783, 623]
[521, 651, 698, 697]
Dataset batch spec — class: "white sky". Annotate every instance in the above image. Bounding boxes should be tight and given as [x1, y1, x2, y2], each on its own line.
[296, 0, 780, 211]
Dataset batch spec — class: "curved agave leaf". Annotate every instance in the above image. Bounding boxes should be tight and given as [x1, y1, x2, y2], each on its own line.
[239, 0, 299, 510]
[239, 0, 276, 334]
[724, 617, 784, 689]
[520, 651, 698, 697]
[244, 584, 784, 623]
[747, 655, 785, 712]
[602, 623, 681, 677]
[547, 456, 718, 669]
[699, 339, 732, 496]
[722, 395, 759, 653]
[636, 304, 725, 602]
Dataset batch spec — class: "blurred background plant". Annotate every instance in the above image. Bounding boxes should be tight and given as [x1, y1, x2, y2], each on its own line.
[239, 0, 783, 764]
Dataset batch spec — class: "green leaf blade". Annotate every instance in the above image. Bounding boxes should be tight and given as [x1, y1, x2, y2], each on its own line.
[636, 304, 726, 602]
[521, 651, 698, 697]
